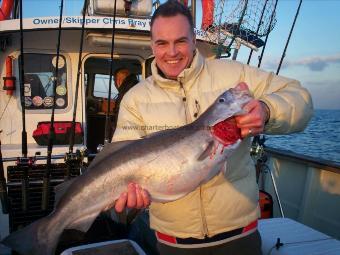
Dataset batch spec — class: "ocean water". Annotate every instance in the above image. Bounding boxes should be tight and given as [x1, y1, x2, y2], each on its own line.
[265, 109, 340, 165]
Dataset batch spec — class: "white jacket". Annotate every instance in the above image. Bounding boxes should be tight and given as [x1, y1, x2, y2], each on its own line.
[113, 50, 313, 238]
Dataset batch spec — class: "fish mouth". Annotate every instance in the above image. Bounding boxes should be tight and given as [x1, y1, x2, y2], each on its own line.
[211, 117, 242, 146]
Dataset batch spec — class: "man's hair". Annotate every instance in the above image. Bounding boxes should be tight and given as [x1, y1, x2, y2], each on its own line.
[114, 67, 130, 77]
[150, 0, 194, 36]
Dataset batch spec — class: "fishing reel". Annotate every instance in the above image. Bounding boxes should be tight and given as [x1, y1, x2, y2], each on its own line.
[15, 151, 41, 166]
[250, 135, 267, 163]
[64, 147, 88, 174]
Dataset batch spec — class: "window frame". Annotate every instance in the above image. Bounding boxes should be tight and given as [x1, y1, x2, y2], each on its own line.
[17, 52, 73, 114]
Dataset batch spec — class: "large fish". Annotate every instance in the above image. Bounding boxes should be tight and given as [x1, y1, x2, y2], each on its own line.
[1, 86, 252, 255]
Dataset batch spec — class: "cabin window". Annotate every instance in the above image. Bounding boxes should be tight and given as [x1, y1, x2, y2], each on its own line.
[93, 74, 118, 99]
[84, 57, 142, 115]
[21, 53, 68, 110]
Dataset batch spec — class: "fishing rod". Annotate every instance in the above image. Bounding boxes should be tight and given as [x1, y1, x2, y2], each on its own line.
[42, 0, 64, 211]
[257, 0, 278, 68]
[247, 0, 269, 65]
[104, 0, 118, 145]
[0, 136, 9, 214]
[18, 0, 27, 159]
[66, 0, 88, 178]
[18, 0, 30, 212]
[276, 0, 303, 75]
[252, 0, 279, 215]
[254, 1, 303, 218]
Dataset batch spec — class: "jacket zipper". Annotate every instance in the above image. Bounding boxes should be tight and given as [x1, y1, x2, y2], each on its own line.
[179, 81, 208, 237]
[199, 186, 209, 237]
[179, 81, 191, 124]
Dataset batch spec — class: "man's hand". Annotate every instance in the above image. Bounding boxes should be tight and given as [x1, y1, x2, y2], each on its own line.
[114, 183, 151, 213]
[234, 83, 270, 138]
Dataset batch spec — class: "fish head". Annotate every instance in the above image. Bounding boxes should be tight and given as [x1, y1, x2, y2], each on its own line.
[205, 86, 252, 146]
[204, 85, 253, 127]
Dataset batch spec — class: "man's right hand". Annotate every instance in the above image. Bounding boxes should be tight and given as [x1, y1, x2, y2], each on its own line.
[114, 183, 151, 213]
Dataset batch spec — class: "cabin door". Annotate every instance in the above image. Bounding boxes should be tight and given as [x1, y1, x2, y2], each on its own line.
[84, 56, 142, 153]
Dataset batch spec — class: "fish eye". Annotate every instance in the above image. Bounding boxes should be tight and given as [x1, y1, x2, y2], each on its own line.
[219, 98, 225, 103]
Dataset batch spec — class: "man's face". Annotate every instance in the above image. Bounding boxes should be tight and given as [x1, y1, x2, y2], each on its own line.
[115, 70, 129, 88]
[151, 14, 196, 80]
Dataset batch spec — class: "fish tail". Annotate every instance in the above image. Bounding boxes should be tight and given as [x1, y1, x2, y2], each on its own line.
[1, 215, 61, 255]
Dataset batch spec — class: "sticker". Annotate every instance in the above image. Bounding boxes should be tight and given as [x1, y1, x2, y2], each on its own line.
[32, 96, 43, 106]
[24, 97, 32, 107]
[56, 85, 67, 96]
[56, 98, 65, 107]
[24, 84, 31, 96]
[52, 56, 65, 69]
[43, 97, 54, 107]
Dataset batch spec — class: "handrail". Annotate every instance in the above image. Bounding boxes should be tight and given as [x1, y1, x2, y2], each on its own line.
[265, 146, 340, 174]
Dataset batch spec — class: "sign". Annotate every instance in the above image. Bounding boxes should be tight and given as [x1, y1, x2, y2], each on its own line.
[0, 16, 220, 45]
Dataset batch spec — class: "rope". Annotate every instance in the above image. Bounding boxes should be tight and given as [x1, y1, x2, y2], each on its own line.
[266, 237, 335, 255]
[0, 95, 12, 121]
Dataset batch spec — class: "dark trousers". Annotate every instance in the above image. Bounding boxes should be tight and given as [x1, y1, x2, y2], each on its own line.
[157, 230, 262, 255]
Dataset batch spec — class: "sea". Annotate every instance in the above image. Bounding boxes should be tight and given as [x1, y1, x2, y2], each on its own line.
[264, 109, 340, 165]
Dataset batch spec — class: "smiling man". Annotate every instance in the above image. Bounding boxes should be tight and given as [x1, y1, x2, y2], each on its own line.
[151, 13, 196, 80]
[112, 1, 313, 254]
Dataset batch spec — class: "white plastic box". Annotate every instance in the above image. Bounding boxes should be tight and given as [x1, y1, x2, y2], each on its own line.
[60, 239, 146, 255]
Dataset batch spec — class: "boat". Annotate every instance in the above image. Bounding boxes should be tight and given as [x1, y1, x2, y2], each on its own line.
[0, 0, 339, 254]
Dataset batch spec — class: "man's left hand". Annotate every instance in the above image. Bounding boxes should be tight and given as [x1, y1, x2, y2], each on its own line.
[234, 99, 269, 138]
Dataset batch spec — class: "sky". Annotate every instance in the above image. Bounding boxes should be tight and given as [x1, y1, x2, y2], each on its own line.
[19, 0, 340, 109]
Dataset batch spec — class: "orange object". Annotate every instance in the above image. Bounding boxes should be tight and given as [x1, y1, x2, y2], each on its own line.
[101, 98, 116, 113]
[201, 0, 214, 30]
[0, 0, 14, 21]
[3, 56, 16, 95]
[259, 190, 273, 219]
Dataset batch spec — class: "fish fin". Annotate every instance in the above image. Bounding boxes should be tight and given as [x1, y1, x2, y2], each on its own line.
[67, 211, 100, 233]
[90, 140, 134, 167]
[54, 178, 76, 207]
[197, 141, 215, 161]
[1, 216, 58, 255]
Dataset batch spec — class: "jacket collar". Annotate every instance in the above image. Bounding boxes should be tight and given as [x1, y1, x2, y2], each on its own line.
[151, 50, 204, 92]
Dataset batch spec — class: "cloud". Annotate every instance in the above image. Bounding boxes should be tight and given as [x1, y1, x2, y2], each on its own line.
[262, 53, 340, 71]
[303, 80, 340, 109]
[304, 79, 340, 88]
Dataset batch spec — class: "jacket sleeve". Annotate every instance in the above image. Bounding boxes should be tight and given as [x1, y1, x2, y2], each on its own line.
[242, 64, 314, 134]
[112, 92, 146, 142]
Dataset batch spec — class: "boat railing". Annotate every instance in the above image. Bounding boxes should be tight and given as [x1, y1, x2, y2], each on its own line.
[265, 146, 340, 174]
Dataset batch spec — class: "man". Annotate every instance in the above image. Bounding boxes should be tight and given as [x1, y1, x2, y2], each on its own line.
[112, 1, 313, 254]
[112, 67, 138, 131]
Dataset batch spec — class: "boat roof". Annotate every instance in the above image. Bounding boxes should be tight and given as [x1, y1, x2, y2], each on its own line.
[0, 16, 261, 51]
